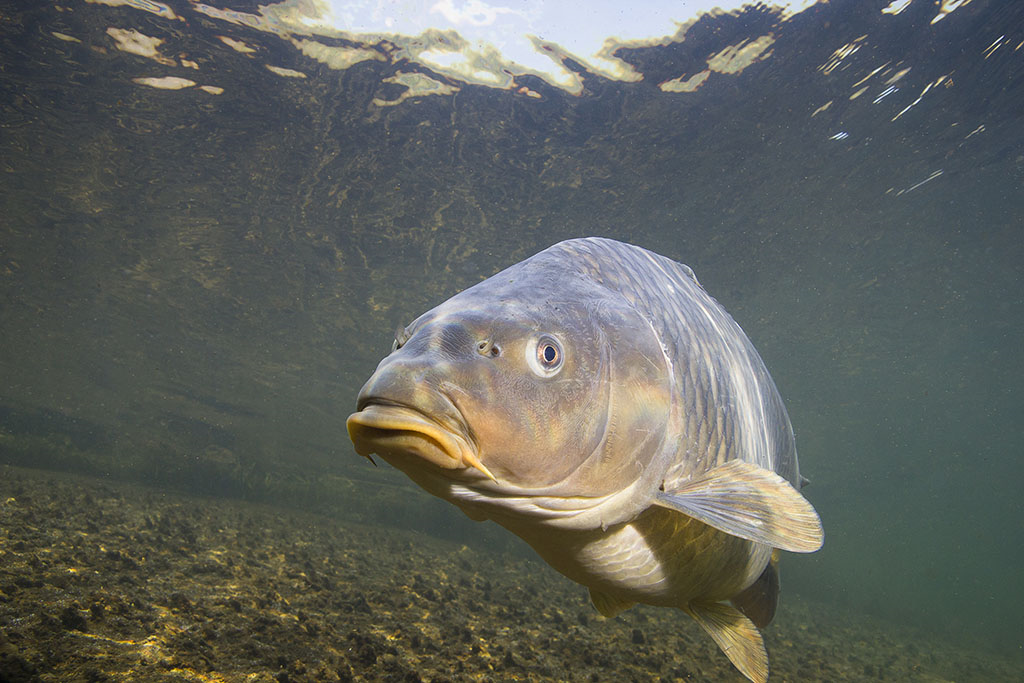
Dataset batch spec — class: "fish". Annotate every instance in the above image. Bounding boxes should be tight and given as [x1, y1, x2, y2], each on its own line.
[347, 237, 823, 682]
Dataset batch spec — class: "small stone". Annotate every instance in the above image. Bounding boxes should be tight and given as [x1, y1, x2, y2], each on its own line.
[59, 606, 88, 632]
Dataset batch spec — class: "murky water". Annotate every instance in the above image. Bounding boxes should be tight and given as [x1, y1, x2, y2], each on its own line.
[1, 0, 1022, 678]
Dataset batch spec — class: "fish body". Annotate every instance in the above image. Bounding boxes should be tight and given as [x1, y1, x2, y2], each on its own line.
[347, 238, 823, 682]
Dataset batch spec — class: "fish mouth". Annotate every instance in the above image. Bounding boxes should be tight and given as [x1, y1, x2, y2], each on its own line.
[346, 401, 495, 481]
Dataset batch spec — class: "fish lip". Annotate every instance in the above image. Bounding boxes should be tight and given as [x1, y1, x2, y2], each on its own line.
[347, 398, 494, 480]
[354, 395, 407, 413]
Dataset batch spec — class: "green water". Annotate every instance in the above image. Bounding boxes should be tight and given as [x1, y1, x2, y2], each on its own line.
[1, 0, 1021, 671]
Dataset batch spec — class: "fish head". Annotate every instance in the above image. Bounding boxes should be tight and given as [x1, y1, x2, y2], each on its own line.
[347, 265, 676, 522]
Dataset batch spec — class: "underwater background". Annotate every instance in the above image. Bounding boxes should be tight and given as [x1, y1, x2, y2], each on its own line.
[1, 0, 1022, 679]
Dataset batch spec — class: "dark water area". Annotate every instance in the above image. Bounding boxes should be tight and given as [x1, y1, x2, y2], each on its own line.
[1, 0, 1022, 678]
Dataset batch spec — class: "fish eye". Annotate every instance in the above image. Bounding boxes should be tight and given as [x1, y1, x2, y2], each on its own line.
[538, 340, 560, 367]
[527, 335, 564, 377]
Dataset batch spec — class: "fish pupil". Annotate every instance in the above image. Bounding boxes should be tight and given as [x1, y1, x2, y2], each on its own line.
[537, 339, 561, 368]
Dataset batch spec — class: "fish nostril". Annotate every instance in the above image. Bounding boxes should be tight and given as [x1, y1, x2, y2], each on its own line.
[477, 340, 501, 357]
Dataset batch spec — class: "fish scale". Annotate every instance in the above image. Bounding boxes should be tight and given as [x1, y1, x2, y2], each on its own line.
[348, 237, 823, 683]
[555, 238, 787, 487]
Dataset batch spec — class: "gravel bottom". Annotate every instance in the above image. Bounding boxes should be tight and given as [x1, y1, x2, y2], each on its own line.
[0, 465, 1016, 682]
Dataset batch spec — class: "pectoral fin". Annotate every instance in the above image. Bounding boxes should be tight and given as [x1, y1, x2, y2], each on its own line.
[588, 588, 635, 618]
[685, 601, 767, 683]
[654, 460, 823, 553]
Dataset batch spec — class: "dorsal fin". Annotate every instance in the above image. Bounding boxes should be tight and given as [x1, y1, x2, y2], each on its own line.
[678, 262, 702, 287]
[685, 601, 768, 683]
[731, 551, 780, 628]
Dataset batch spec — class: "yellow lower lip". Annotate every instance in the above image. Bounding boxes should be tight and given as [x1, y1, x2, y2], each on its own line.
[346, 404, 495, 480]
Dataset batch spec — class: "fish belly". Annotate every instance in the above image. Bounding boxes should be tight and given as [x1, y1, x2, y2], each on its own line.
[509, 507, 769, 609]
